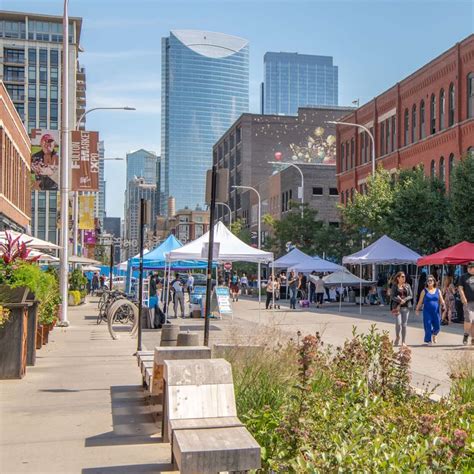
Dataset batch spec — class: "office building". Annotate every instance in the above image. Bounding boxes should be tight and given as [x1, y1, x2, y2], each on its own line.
[125, 177, 156, 258]
[337, 35, 474, 202]
[0, 10, 84, 243]
[126, 148, 157, 186]
[161, 30, 249, 212]
[0, 80, 31, 231]
[155, 207, 209, 244]
[213, 106, 353, 236]
[262, 52, 338, 115]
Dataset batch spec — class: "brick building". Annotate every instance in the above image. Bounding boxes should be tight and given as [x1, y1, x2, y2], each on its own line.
[0, 80, 31, 231]
[155, 207, 209, 244]
[336, 35, 474, 202]
[213, 106, 354, 235]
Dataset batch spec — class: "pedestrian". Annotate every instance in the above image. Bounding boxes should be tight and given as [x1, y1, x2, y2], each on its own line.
[265, 275, 276, 309]
[171, 272, 185, 318]
[308, 271, 317, 303]
[297, 272, 307, 300]
[240, 272, 248, 295]
[376, 273, 386, 306]
[288, 271, 298, 310]
[186, 271, 194, 297]
[390, 271, 413, 346]
[230, 271, 240, 302]
[441, 275, 456, 325]
[92, 272, 99, 294]
[315, 275, 325, 308]
[458, 262, 474, 346]
[415, 274, 446, 345]
[99, 274, 106, 288]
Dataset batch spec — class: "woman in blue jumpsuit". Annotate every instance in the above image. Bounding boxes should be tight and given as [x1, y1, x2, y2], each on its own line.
[416, 275, 446, 345]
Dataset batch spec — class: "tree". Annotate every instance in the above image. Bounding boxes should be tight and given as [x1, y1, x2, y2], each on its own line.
[230, 218, 251, 244]
[388, 168, 450, 254]
[449, 152, 474, 243]
[339, 167, 394, 242]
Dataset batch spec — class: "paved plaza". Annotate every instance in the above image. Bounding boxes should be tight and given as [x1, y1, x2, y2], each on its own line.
[1, 296, 472, 473]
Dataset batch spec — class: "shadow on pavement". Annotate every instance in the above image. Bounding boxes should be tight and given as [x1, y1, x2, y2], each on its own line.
[85, 385, 160, 447]
[82, 463, 174, 473]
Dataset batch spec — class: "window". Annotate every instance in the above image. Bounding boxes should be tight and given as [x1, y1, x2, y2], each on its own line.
[430, 159, 436, 178]
[386, 118, 390, 153]
[404, 109, 409, 145]
[430, 94, 436, 134]
[4, 48, 25, 64]
[340, 143, 345, 171]
[329, 187, 338, 196]
[6, 84, 24, 102]
[412, 105, 417, 143]
[312, 187, 323, 195]
[420, 100, 426, 139]
[345, 141, 349, 170]
[468, 73, 474, 118]
[439, 89, 445, 131]
[439, 156, 445, 182]
[350, 138, 354, 169]
[391, 115, 396, 151]
[50, 49, 59, 67]
[4, 66, 24, 81]
[448, 83, 455, 126]
[380, 122, 385, 155]
[448, 153, 455, 187]
[236, 126, 241, 143]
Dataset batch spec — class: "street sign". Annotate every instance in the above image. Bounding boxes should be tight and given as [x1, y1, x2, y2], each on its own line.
[224, 262, 232, 271]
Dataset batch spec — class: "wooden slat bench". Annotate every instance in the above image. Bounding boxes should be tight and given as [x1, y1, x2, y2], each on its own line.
[163, 358, 261, 473]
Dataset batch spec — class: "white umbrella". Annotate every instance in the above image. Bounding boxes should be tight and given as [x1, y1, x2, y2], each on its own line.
[29, 250, 60, 262]
[0, 230, 61, 250]
[81, 265, 101, 272]
[69, 255, 102, 265]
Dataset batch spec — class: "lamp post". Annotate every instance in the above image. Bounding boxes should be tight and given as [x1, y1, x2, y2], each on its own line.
[326, 120, 376, 177]
[216, 202, 232, 228]
[72, 107, 135, 256]
[268, 161, 305, 218]
[232, 185, 261, 305]
[58, 0, 70, 326]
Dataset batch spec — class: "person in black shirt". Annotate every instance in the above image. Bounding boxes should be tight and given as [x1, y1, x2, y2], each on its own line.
[458, 262, 474, 346]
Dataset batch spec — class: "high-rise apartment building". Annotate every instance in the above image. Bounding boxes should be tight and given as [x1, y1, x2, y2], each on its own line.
[0, 11, 84, 243]
[125, 177, 156, 258]
[161, 30, 249, 213]
[262, 52, 338, 115]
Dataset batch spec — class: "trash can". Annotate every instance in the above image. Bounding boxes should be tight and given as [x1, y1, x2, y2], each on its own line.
[348, 290, 356, 303]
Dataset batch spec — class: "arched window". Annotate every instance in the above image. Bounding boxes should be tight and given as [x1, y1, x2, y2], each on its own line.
[430, 94, 436, 134]
[420, 100, 426, 139]
[448, 83, 455, 126]
[411, 105, 417, 143]
[448, 153, 455, 187]
[404, 108, 409, 145]
[340, 143, 345, 172]
[430, 159, 436, 178]
[439, 89, 445, 131]
[350, 138, 354, 169]
[468, 73, 474, 118]
[346, 141, 349, 171]
[439, 156, 445, 182]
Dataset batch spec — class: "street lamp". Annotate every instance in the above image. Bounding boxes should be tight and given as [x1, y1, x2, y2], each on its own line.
[326, 120, 376, 177]
[232, 185, 261, 306]
[268, 161, 305, 218]
[72, 107, 135, 256]
[216, 202, 232, 228]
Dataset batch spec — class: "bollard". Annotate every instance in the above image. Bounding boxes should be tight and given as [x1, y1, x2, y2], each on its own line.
[160, 324, 179, 347]
[177, 331, 200, 347]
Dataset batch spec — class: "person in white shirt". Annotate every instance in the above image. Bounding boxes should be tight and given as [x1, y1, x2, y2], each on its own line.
[315, 275, 325, 308]
[186, 272, 194, 298]
[171, 273, 185, 318]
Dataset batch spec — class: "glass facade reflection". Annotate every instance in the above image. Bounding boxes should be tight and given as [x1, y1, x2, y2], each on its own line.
[161, 30, 249, 212]
[263, 52, 338, 115]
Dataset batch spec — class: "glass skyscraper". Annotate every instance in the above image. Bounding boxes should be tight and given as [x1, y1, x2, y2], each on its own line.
[161, 30, 249, 212]
[263, 52, 338, 115]
[126, 149, 157, 186]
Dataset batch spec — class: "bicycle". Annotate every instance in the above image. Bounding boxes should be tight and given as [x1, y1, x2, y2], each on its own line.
[97, 289, 127, 325]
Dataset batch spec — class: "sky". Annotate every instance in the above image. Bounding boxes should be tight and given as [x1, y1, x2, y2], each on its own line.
[5, 0, 474, 218]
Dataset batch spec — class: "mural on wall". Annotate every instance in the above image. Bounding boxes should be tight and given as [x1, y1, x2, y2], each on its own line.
[288, 127, 336, 164]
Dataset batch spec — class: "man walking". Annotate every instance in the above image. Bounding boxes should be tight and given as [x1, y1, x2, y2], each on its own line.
[171, 273, 185, 318]
[458, 262, 474, 345]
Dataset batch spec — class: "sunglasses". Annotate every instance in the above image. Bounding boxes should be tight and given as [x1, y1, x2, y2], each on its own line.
[427, 279, 435, 282]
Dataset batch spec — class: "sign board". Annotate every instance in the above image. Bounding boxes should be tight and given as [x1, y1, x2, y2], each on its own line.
[214, 286, 233, 317]
[201, 242, 220, 259]
[224, 262, 232, 271]
[71, 131, 100, 191]
[78, 195, 95, 230]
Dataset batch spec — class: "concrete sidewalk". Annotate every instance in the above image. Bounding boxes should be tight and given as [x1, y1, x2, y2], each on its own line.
[0, 299, 171, 474]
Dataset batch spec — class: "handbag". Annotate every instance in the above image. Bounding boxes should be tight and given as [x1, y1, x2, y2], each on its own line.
[391, 305, 400, 316]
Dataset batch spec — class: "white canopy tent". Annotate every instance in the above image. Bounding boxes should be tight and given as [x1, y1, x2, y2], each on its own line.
[289, 256, 344, 273]
[342, 235, 421, 313]
[0, 230, 61, 250]
[273, 248, 313, 268]
[342, 235, 421, 265]
[323, 270, 374, 286]
[167, 222, 273, 263]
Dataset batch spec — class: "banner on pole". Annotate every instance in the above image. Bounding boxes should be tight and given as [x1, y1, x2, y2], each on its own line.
[71, 131, 100, 191]
[78, 195, 95, 229]
[30, 129, 60, 191]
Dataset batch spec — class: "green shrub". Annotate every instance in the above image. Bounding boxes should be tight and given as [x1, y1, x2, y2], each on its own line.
[68, 290, 81, 306]
[232, 327, 473, 472]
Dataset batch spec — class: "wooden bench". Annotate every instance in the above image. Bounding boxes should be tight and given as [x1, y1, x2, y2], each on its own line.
[150, 346, 211, 423]
[164, 358, 261, 473]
